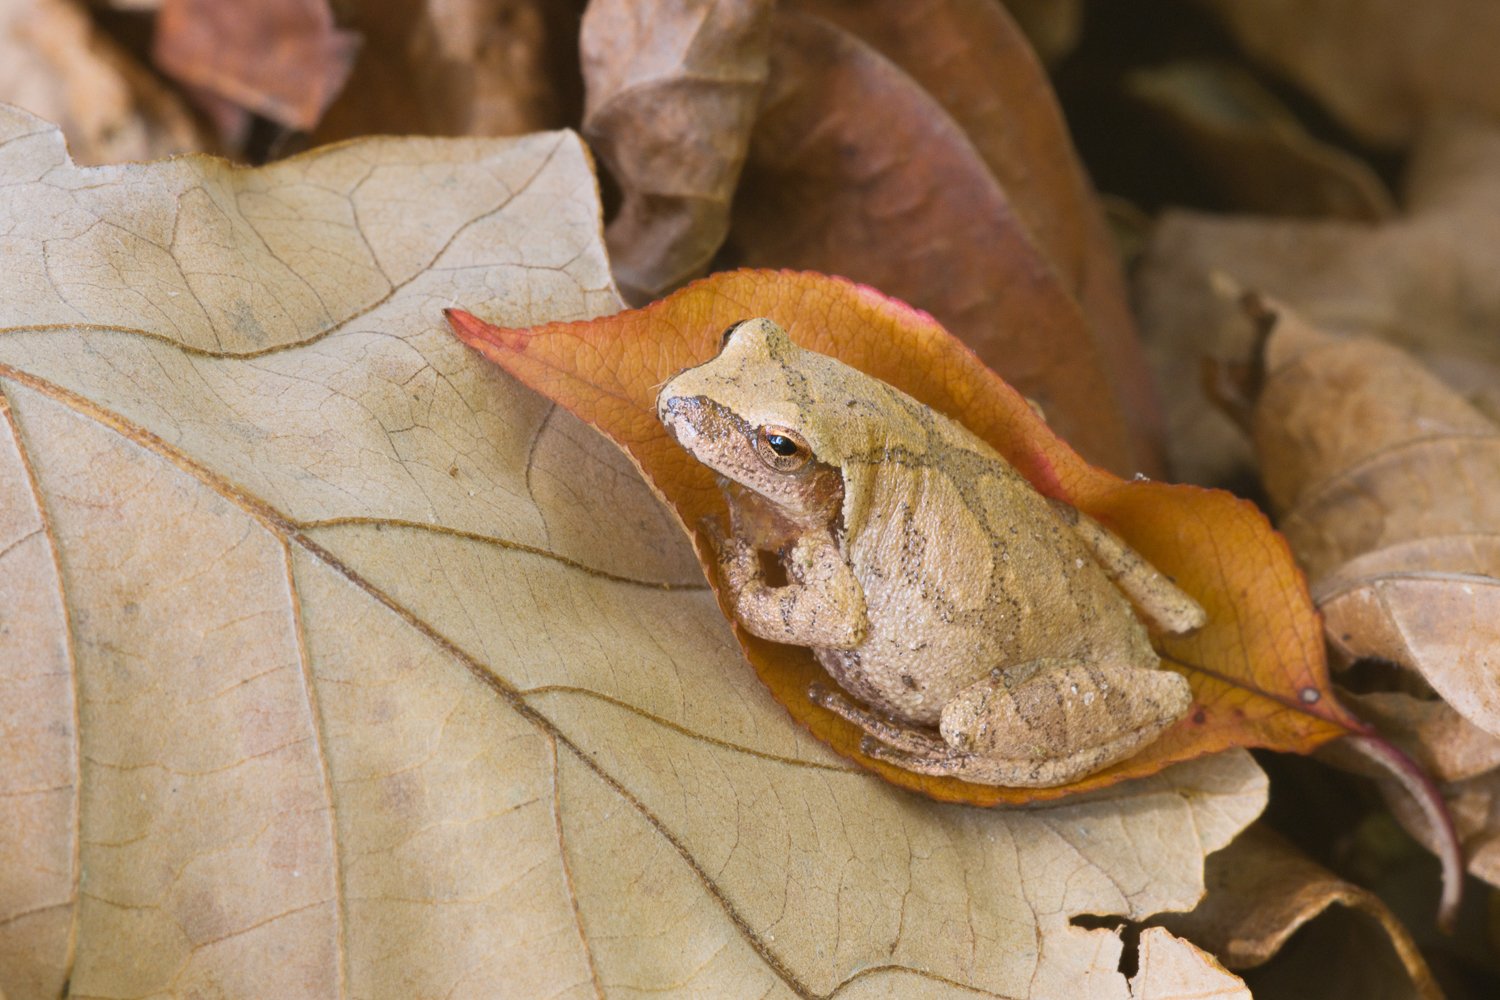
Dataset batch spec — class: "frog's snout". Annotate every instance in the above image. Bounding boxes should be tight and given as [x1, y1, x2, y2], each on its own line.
[657, 392, 699, 450]
[657, 390, 688, 430]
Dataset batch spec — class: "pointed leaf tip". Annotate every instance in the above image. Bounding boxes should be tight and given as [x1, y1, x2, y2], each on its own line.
[446, 307, 530, 356]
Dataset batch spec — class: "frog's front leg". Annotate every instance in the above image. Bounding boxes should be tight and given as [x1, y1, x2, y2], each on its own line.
[1048, 500, 1207, 635]
[709, 525, 869, 649]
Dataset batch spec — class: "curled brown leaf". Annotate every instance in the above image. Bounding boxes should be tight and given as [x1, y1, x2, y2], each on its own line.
[1246, 300, 1500, 901]
[1137, 120, 1500, 486]
[0, 0, 208, 163]
[729, 8, 1161, 476]
[581, 0, 773, 303]
[314, 0, 576, 144]
[1157, 825, 1441, 1000]
[153, 0, 359, 132]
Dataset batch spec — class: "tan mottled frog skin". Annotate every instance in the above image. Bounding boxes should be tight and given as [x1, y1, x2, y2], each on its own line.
[657, 319, 1205, 787]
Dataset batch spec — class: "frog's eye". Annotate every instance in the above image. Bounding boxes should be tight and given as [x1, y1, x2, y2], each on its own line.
[755, 425, 810, 472]
[719, 321, 745, 347]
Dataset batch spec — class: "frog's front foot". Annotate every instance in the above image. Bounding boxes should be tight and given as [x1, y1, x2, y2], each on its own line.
[699, 515, 760, 596]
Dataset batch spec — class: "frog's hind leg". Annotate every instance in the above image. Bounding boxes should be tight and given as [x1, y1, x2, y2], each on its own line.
[809, 684, 1035, 784]
[808, 684, 950, 756]
[810, 685, 992, 776]
[935, 657, 1193, 787]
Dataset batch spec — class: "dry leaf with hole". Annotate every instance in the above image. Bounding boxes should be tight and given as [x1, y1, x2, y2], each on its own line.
[1138, 118, 1500, 486]
[447, 266, 1367, 807]
[1156, 825, 1440, 1000]
[728, 4, 1164, 477]
[1129, 928, 1251, 1000]
[581, 0, 773, 303]
[0, 0, 208, 163]
[0, 105, 1270, 999]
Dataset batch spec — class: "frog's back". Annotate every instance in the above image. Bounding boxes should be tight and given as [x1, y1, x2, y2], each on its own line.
[830, 400, 1153, 726]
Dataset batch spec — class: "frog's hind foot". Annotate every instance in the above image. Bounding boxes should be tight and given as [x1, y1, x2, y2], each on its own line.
[808, 683, 948, 756]
[858, 736, 982, 778]
[860, 736, 1111, 787]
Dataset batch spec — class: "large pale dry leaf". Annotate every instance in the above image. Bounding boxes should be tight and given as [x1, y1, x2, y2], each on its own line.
[0, 105, 1268, 998]
[1137, 118, 1500, 486]
[1129, 929, 1250, 1000]
[312, 0, 575, 146]
[1156, 825, 1440, 1000]
[1196, 0, 1500, 147]
[728, 8, 1162, 476]
[581, 0, 772, 303]
[0, 0, 207, 163]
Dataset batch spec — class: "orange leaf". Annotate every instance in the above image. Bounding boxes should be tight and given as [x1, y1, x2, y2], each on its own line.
[447, 269, 1364, 804]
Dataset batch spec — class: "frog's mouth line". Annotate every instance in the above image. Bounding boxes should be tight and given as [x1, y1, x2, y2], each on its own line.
[658, 393, 754, 459]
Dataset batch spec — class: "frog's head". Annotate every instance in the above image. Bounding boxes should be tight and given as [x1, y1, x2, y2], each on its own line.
[657, 318, 923, 534]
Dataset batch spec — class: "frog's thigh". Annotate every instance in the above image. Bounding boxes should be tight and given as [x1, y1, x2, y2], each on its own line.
[937, 658, 1192, 786]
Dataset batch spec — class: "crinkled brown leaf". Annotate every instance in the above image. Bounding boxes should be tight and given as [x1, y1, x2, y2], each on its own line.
[728, 7, 1163, 477]
[1252, 306, 1500, 738]
[153, 0, 358, 132]
[581, 0, 772, 303]
[1196, 0, 1500, 147]
[1157, 825, 1440, 1000]
[0, 105, 1269, 999]
[448, 268, 1365, 807]
[1138, 119, 1500, 485]
[1, 0, 208, 163]
[794, 0, 1163, 460]
[1126, 60, 1395, 221]
[313, 0, 574, 146]
[1245, 301, 1500, 901]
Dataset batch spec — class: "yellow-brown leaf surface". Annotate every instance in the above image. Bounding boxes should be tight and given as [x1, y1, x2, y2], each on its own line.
[448, 268, 1365, 808]
[0, 105, 1268, 999]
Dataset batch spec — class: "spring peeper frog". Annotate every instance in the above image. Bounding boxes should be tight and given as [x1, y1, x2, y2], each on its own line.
[657, 318, 1207, 788]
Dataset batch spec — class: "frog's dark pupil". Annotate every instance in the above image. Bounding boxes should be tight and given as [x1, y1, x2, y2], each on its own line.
[720, 322, 743, 347]
[766, 434, 799, 456]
